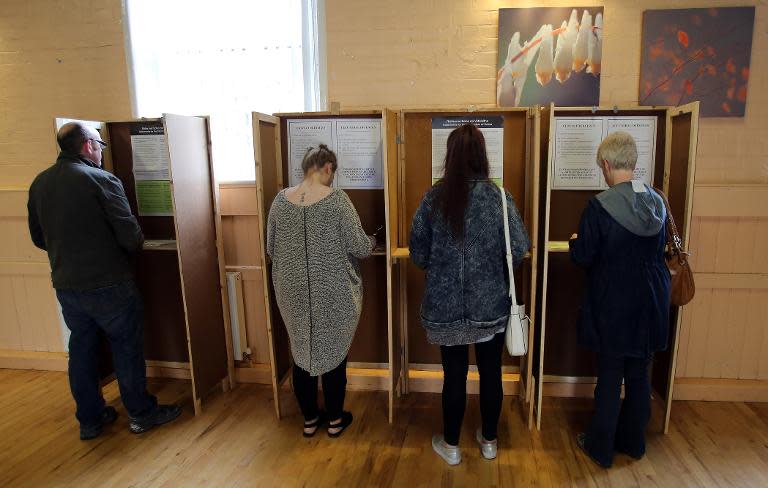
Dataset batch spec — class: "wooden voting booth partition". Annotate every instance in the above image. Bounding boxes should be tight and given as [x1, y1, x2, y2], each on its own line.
[250, 110, 401, 422]
[533, 103, 699, 433]
[53, 115, 235, 415]
[389, 108, 541, 429]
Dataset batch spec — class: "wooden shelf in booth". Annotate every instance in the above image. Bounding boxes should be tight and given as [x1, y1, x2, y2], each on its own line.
[392, 247, 410, 259]
[142, 240, 178, 251]
[391, 247, 533, 260]
[547, 241, 570, 253]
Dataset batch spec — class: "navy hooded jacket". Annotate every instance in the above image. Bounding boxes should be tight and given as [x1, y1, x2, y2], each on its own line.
[569, 181, 671, 357]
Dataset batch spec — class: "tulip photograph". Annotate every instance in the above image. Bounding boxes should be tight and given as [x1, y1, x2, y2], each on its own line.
[639, 7, 755, 117]
[497, 7, 603, 108]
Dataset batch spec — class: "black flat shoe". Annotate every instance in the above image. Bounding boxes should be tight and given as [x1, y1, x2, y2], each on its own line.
[302, 411, 328, 438]
[80, 406, 118, 440]
[615, 445, 645, 460]
[327, 411, 353, 438]
[576, 432, 612, 469]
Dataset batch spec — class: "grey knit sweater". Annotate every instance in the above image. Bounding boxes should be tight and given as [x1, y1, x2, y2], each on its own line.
[267, 189, 373, 375]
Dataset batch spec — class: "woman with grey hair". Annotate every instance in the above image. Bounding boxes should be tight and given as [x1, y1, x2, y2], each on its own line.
[267, 144, 374, 438]
[569, 132, 671, 468]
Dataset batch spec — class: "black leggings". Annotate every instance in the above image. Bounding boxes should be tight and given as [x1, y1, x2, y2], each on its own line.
[440, 332, 504, 445]
[292, 358, 347, 422]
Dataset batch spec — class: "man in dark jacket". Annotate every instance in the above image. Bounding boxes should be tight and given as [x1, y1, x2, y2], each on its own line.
[569, 131, 671, 468]
[28, 122, 180, 440]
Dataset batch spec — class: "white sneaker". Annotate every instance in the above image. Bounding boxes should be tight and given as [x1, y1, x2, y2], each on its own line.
[432, 434, 461, 466]
[475, 428, 498, 460]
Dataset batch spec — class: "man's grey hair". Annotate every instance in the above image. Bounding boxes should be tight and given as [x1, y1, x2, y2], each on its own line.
[596, 131, 638, 171]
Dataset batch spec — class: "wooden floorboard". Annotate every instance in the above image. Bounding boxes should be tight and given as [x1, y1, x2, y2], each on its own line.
[0, 369, 766, 487]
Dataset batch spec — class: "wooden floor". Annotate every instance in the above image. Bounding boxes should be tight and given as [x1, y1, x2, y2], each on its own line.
[1, 370, 767, 487]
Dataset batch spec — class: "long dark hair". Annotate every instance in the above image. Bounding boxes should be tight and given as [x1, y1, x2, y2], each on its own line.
[433, 124, 490, 238]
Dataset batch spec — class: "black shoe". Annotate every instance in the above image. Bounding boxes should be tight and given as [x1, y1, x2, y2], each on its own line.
[303, 411, 328, 438]
[327, 411, 353, 438]
[576, 432, 612, 469]
[615, 445, 645, 460]
[80, 406, 118, 440]
[129, 404, 182, 434]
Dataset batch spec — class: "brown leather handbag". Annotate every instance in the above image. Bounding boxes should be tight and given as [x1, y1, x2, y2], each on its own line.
[655, 189, 695, 306]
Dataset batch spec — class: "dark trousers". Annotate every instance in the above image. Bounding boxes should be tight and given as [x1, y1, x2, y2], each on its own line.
[440, 332, 504, 446]
[292, 358, 347, 422]
[56, 281, 157, 427]
[585, 354, 651, 466]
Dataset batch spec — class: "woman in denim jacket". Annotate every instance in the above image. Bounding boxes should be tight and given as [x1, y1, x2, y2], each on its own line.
[409, 124, 530, 465]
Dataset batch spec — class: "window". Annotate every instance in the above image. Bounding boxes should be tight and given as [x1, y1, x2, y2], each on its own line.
[125, 0, 325, 181]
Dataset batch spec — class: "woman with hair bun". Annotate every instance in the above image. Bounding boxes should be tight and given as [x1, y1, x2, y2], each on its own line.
[267, 144, 374, 438]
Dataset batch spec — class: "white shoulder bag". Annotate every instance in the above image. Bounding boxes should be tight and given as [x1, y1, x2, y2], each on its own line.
[500, 186, 529, 356]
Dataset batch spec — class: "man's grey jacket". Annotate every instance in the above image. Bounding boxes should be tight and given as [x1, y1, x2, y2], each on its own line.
[28, 152, 144, 291]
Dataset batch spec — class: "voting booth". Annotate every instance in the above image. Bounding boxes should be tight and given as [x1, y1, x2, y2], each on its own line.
[53, 115, 234, 415]
[387, 108, 541, 428]
[533, 103, 700, 432]
[250, 110, 401, 422]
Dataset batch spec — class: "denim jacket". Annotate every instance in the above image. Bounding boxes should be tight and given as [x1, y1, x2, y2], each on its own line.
[409, 180, 530, 345]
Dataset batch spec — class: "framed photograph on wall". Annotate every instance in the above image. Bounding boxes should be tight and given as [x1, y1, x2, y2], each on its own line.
[639, 7, 755, 117]
[497, 7, 604, 107]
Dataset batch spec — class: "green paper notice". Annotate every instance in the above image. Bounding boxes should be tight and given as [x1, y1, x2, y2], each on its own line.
[136, 180, 173, 216]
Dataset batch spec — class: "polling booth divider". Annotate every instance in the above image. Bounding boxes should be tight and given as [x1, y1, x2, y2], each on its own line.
[250, 103, 697, 431]
[533, 103, 699, 432]
[54, 114, 235, 415]
[387, 107, 541, 429]
[251, 110, 401, 423]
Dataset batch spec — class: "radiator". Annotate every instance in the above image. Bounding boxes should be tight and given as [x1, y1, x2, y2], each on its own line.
[226, 271, 250, 361]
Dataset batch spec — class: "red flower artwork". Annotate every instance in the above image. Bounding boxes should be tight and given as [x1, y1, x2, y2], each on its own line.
[639, 7, 755, 117]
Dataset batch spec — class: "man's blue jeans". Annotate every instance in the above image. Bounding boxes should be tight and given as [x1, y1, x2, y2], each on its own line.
[56, 280, 157, 427]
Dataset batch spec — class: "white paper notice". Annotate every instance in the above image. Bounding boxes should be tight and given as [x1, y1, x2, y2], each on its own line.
[553, 116, 658, 190]
[431, 116, 504, 186]
[286, 118, 383, 190]
[335, 119, 383, 189]
[553, 118, 605, 189]
[287, 119, 334, 187]
[130, 124, 170, 180]
[431, 127, 450, 182]
[606, 117, 656, 187]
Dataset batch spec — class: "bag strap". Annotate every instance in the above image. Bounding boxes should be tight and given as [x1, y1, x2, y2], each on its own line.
[500, 186, 518, 307]
[653, 187, 687, 260]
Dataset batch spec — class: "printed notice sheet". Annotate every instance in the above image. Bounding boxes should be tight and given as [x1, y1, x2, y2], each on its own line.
[286, 118, 383, 189]
[130, 123, 173, 216]
[135, 180, 173, 216]
[553, 118, 605, 189]
[335, 119, 383, 189]
[286, 120, 334, 187]
[606, 117, 657, 186]
[553, 116, 657, 190]
[431, 116, 504, 186]
[130, 124, 170, 181]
